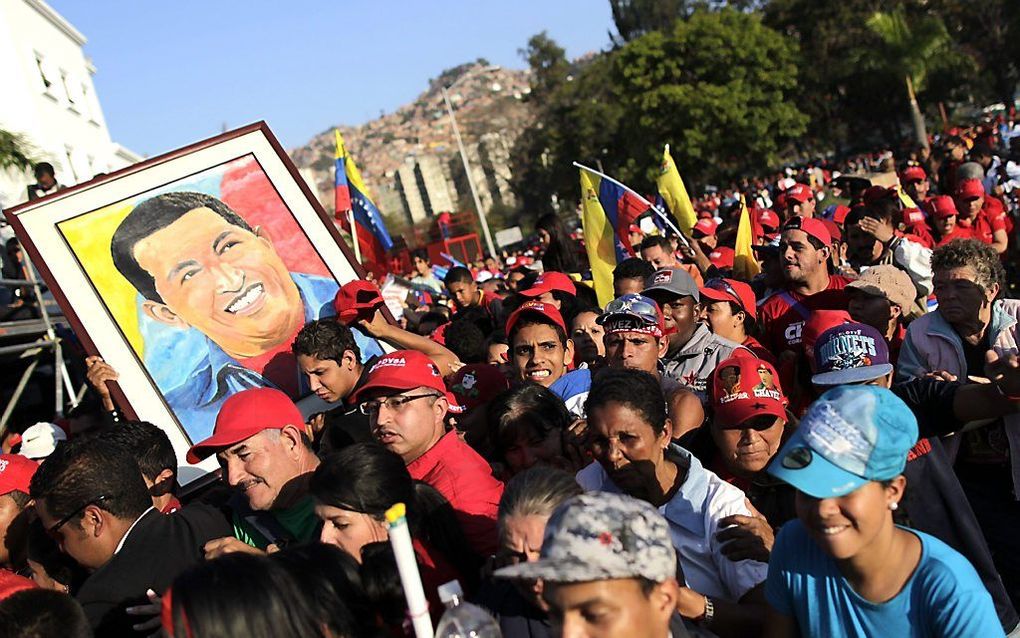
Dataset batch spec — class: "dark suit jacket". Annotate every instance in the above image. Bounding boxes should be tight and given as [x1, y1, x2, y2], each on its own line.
[76, 504, 232, 636]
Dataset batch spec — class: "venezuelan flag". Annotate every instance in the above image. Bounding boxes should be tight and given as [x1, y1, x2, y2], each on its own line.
[656, 144, 698, 237]
[335, 129, 393, 277]
[733, 195, 761, 281]
[579, 167, 635, 306]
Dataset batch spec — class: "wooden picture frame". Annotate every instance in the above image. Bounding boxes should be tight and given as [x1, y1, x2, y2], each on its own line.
[5, 122, 381, 485]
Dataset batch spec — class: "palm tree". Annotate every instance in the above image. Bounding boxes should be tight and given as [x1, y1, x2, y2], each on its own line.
[866, 8, 952, 151]
[0, 128, 37, 173]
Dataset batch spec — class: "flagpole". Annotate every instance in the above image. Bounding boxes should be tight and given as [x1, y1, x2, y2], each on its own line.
[572, 161, 691, 249]
[347, 209, 362, 264]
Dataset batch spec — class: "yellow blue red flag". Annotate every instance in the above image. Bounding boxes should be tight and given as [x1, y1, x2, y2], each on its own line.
[579, 168, 631, 306]
[335, 129, 393, 277]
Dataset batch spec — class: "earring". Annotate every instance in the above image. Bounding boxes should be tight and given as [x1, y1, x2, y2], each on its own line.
[889, 502, 899, 511]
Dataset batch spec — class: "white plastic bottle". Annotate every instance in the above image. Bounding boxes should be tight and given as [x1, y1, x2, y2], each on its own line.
[434, 580, 502, 638]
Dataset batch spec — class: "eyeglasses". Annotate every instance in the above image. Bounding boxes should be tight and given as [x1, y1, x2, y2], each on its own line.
[47, 494, 108, 537]
[359, 393, 440, 415]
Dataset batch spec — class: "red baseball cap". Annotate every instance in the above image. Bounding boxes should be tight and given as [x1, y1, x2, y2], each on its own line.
[333, 281, 384, 325]
[700, 278, 757, 321]
[693, 218, 719, 238]
[820, 218, 842, 244]
[926, 195, 958, 219]
[899, 165, 927, 183]
[348, 350, 454, 406]
[785, 183, 813, 204]
[186, 388, 304, 463]
[830, 204, 851, 225]
[782, 216, 831, 246]
[519, 271, 575, 299]
[955, 178, 985, 201]
[708, 246, 734, 269]
[0, 454, 38, 496]
[448, 363, 510, 413]
[802, 310, 852, 370]
[755, 208, 780, 231]
[505, 300, 567, 336]
[711, 357, 787, 427]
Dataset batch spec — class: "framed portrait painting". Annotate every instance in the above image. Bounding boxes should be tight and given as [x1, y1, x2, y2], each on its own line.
[6, 122, 383, 484]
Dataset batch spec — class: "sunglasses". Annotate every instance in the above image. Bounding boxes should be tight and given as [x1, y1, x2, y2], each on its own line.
[47, 494, 109, 537]
[704, 278, 740, 301]
[601, 296, 660, 325]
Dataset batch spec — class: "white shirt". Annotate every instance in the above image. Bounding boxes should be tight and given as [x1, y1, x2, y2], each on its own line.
[576, 445, 768, 602]
[114, 506, 156, 555]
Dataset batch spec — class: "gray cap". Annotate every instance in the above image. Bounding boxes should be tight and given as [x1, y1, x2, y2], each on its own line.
[494, 492, 676, 584]
[642, 268, 699, 302]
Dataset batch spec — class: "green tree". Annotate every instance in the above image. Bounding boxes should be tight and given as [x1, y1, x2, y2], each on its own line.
[866, 8, 953, 150]
[0, 129, 37, 173]
[510, 9, 807, 216]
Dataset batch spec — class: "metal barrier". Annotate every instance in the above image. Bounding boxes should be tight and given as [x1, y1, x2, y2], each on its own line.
[0, 253, 82, 433]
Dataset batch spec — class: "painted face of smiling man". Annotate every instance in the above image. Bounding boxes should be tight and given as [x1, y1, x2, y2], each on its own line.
[112, 193, 304, 360]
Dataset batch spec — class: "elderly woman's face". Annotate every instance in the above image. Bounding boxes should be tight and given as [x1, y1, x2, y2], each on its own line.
[586, 402, 671, 501]
[500, 513, 551, 609]
[933, 266, 995, 326]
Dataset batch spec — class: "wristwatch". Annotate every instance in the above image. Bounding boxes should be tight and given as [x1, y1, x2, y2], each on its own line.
[700, 596, 715, 626]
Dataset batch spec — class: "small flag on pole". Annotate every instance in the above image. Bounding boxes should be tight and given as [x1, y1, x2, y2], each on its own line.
[733, 195, 761, 281]
[656, 144, 698, 237]
[578, 168, 629, 307]
[335, 129, 393, 277]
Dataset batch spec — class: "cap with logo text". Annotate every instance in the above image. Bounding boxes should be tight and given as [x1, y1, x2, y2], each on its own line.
[811, 322, 893, 386]
[767, 385, 917, 498]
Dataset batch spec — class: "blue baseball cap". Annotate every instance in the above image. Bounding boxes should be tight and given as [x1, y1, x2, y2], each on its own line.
[767, 386, 918, 498]
[811, 322, 894, 386]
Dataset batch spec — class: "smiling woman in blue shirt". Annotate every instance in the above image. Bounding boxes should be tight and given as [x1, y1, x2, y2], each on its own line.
[763, 385, 1003, 638]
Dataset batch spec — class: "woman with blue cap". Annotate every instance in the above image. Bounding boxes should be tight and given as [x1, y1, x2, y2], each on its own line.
[763, 385, 1003, 637]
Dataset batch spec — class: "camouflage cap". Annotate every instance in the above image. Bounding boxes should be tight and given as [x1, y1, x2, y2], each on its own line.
[494, 492, 676, 584]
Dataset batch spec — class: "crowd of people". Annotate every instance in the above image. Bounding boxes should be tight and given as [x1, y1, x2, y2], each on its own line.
[0, 119, 1019, 638]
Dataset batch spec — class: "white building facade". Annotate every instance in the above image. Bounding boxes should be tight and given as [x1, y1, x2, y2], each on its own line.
[0, 0, 140, 208]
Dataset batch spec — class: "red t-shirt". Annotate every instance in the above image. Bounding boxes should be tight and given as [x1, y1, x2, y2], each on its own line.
[758, 275, 852, 357]
[0, 569, 34, 601]
[936, 225, 975, 247]
[407, 431, 503, 557]
[958, 206, 1005, 246]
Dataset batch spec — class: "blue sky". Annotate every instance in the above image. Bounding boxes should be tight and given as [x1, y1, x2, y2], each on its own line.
[48, 1, 615, 158]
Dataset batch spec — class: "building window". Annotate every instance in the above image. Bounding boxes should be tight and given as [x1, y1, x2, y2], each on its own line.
[60, 70, 77, 109]
[64, 146, 79, 183]
[34, 52, 52, 91]
[80, 82, 91, 119]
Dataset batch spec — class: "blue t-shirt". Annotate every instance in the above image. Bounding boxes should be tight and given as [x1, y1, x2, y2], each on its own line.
[766, 520, 1004, 638]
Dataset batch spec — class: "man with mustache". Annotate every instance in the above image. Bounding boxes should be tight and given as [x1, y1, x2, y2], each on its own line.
[108, 191, 382, 439]
[351, 350, 503, 557]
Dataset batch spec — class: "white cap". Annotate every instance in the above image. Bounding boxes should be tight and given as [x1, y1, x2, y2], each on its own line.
[437, 579, 463, 604]
[18, 422, 67, 460]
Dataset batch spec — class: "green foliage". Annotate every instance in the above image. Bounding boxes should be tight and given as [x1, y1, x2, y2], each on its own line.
[510, 9, 807, 215]
[0, 129, 37, 173]
[866, 8, 953, 91]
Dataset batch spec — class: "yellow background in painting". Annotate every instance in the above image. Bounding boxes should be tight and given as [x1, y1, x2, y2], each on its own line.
[58, 201, 145, 356]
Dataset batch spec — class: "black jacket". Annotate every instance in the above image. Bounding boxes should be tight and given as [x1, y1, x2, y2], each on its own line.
[76, 504, 232, 636]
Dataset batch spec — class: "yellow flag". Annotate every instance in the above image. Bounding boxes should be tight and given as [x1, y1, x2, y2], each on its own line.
[579, 169, 617, 307]
[733, 195, 761, 281]
[656, 144, 698, 237]
[896, 186, 918, 210]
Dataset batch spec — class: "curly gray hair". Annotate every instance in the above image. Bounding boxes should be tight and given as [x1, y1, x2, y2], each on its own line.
[931, 239, 1005, 296]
